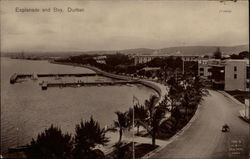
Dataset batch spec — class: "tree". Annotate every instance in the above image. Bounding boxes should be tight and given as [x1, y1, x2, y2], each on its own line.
[230, 51, 249, 59]
[128, 104, 148, 134]
[25, 125, 73, 159]
[213, 48, 222, 59]
[166, 77, 183, 112]
[114, 111, 130, 143]
[74, 117, 109, 159]
[139, 95, 166, 146]
[145, 95, 159, 119]
[149, 107, 166, 146]
[238, 51, 249, 59]
[181, 76, 208, 120]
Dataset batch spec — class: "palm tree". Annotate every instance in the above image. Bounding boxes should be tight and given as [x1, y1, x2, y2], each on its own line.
[181, 76, 208, 120]
[145, 95, 159, 119]
[74, 117, 109, 159]
[139, 96, 167, 146]
[25, 125, 73, 159]
[166, 77, 184, 112]
[181, 88, 192, 120]
[128, 104, 148, 134]
[114, 111, 130, 143]
[149, 107, 166, 146]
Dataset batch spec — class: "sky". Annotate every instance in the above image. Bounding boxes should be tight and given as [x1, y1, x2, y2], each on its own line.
[0, 0, 249, 52]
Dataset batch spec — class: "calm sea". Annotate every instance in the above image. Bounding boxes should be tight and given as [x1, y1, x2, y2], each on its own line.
[0, 57, 156, 154]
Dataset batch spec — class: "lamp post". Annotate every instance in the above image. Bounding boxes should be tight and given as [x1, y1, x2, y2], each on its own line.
[132, 95, 140, 159]
[182, 57, 184, 75]
[16, 127, 19, 147]
[132, 100, 135, 159]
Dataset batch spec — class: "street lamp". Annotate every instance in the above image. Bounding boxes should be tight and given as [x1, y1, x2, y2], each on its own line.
[132, 95, 140, 159]
[182, 57, 184, 75]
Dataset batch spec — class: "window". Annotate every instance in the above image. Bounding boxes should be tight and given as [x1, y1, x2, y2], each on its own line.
[200, 73, 204, 76]
[247, 82, 250, 88]
[234, 66, 237, 71]
[200, 68, 204, 71]
[234, 74, 237, 79]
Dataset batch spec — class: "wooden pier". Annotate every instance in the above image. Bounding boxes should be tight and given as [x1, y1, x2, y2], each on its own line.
[10, 73, 98, 84]
[10, 73, 18, 84]
[40, 80, 139, 90]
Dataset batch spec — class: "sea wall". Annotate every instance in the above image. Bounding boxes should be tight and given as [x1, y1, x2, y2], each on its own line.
[50, 61, 166, 104]
[81, 65, 165, 104]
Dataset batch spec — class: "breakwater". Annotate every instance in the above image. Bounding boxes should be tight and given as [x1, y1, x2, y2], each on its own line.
[71, 64, 167, 104]
[9, 72, 97, 84]
[49, 61, 167, 103]
[40, 80, 139, 90]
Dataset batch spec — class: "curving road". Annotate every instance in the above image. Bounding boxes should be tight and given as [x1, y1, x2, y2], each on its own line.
[150, 90, 249, 159]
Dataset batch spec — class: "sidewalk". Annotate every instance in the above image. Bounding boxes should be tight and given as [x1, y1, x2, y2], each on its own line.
[96, 129, 168, 155]
[218, 91, 249, 123]
[218, 91, 245, 107]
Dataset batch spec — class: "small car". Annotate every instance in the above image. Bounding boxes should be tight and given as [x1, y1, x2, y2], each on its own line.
[222, 124, 230, 132]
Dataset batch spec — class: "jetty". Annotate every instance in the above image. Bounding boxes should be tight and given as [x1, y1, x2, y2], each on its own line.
[9, 73, 98, 84]
[10, 73, 18, 84]
[8, 146, 29, 153]
[40, 80, 139, 90]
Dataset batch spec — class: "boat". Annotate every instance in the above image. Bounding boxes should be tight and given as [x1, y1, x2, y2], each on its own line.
[126, 83, 133, 87]
[55, 75, 61, 80]
[31, 73, 38, 80]
[41, 82, 48, 90]
[10, 73, 18, 84]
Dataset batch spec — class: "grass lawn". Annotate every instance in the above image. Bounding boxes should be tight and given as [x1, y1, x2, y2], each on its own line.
[140, 108, 197, 140]
[106, 142, 158, 159]
[226, 90, 250, 104]
[135, 143, 158, 158]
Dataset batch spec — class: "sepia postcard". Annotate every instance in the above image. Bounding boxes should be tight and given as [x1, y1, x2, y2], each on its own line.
[0, 0, 249, 159]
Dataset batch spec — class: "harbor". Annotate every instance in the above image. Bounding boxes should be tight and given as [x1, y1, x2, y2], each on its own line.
[9, 72, 98, 84]
[40, 80, 139, 90]
[2, 57, 158, 155]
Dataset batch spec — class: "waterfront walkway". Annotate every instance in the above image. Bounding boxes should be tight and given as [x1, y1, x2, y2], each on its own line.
[79, 65, 171, 157]
[81, 64, 168, 103]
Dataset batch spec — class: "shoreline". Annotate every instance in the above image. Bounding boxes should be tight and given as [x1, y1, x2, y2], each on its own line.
[3, 58, 201, 158]
[50, 61, 168, 104]
[49, 61, 204, 158]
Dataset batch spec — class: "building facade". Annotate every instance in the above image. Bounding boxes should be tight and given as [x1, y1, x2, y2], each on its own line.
[134, 55, 200, 65]
[199, 59, 249, 91]
[224, 60, 249, 91]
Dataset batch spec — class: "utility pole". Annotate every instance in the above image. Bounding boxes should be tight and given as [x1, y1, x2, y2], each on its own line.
[132, 99, 135, 159]
[132, 96, 139, 159]
[182, 57, 184, 75]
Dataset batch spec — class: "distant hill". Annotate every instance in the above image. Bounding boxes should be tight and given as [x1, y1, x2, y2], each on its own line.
[156, 45, 249, 56]
[1, 45, 248, 57]
[81, 45, 249, 56]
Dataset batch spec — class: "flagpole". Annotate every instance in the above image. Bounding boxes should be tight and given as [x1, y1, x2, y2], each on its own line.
[132, 95, 135, 159]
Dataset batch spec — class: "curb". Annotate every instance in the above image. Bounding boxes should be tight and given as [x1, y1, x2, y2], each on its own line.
[218, 91, 250, 124]
[50, 61, 200, 159]
[218, 91, 245, 107]
[141, 100, 202, 159]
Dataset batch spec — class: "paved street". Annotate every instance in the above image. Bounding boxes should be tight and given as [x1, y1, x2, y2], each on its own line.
[150, 90, 249, 159]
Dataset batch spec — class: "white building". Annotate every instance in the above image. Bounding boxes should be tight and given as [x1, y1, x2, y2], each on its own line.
[93, 56, 107, 64]
[224, 59, 249, 91]
[198, 59, 250, 91]
[134, 55, 200, 65]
